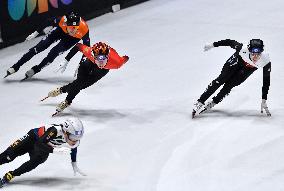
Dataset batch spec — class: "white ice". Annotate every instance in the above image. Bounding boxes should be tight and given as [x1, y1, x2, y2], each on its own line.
[1, 0, 284, 190]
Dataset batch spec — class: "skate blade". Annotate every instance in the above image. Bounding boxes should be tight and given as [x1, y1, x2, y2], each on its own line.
[0, 179, 4, 188]
[199, 108, 207, 114]
[20, 75, 29, 82]
[40, 96, 49, 102]
[192, 110, 196, 119]
[4, 74, 9, 79]
[52, 111, 61, 117]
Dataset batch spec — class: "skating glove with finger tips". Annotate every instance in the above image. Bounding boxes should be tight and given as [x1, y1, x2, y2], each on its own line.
[55, 59, 69, 73]
[261, 99, 271, 116]
[71, 162, 87, 176]
[204, 43, 214, 52]
[26, 31, 39, 41]
[53, 147, 71, 154]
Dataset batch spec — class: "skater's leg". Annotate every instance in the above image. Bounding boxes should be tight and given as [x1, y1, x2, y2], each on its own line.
[198, 53, 240, 103]
[0, 130, 34, 165]
[11, 30, 59, 72]
[61, 61, 109, 104]
[25, 40, 75, 78]
[212, 68, 256, 104]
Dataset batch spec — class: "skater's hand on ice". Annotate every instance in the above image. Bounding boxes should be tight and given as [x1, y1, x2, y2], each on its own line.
[53, 147, 71, 154]
[71, 162, 87, 176]
[74, 63, 80, 77]
[261, 99, 271, 116]
[26, 31, 39, 41]
[55, 59, 69, 73]
[204, 43, 214, 52]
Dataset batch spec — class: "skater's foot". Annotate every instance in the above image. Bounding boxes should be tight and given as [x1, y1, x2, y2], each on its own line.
[200, 100, 216, 114]
[56, 100, 70, 112]
[4, 68, 16, 78]
[48, 87, 63, 97]
[0, 172, 14, 187]
[192, 101, 204, 118]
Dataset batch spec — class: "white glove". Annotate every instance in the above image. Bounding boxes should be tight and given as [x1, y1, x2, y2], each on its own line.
[74, 63, 80, 77]
[53, 147, 71, 154]
[43, 26, 53, 35]
[26, 31, 39, 41]
[261, 99, 271, 116]
[55, 59, 69, 73]
[204, 43, 214, 51]
[71, 162, 87, 176]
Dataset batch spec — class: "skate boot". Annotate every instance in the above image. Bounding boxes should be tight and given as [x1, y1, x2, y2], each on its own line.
[56, 100, 70, 112]
[48, 87, 62, 97]
[4, 68, 16, 78]
[52, 100, 70, 116]
[192, 101, 204, 118]
[200, 100, 216, 114]
[22, 65, 40, 81]
[0, 172, 14, 187]
[23, 68, 35, 80]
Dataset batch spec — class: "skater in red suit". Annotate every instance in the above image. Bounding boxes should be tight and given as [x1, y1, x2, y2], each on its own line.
[42, 42, 129, 116]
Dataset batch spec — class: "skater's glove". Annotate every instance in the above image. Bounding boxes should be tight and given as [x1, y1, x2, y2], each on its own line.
[261, 99, 271, 116]
[53, 147, 71, 154]
[71, 162, 87, 176]
[204, 43, 214, 52]
[55, 59, 69, 73]
[26, 31, 39, 41]
[43, 26, 53, 35]
[74, 63, 80, 77]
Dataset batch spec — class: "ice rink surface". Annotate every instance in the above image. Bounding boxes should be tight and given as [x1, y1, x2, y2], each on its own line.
[1, 0, 284, 190]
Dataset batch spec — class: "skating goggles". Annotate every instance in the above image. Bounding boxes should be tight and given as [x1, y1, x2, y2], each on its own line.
[95, 54, 108, 68]
[95, 54, 108, 61]
[250, 52, 262, 57]
[250, 47, 262, 54]
[66, 132, 81, 142]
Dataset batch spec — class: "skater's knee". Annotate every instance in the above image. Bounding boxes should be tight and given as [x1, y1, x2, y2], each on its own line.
[47, 49, 64, 62]
[214, 76, 227, 84]
[28, 47, 39, 56]
[30, 45, 46, 55]
[31, 153, 49, 164]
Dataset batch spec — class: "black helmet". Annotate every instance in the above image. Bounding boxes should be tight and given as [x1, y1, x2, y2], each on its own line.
[66, 11, 80, 26]
[248, 39, 264, 53]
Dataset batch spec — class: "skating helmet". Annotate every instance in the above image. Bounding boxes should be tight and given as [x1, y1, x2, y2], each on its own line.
[247, 39, 264, 53]
[92, 42, 110, 56]
[62, 117, 84, 141]
[66, 11, 80, 26]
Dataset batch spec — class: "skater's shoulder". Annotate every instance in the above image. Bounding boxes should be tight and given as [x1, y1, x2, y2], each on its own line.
[260, 52, 270, 63]
[46, 124, 62, 133]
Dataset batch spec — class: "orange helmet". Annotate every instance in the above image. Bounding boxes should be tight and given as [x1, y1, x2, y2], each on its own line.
[92, 42, 109, 56]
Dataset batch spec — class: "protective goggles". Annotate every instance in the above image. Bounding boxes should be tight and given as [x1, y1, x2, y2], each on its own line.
[66, 131, 82, 142]
[250, 47, 262, 54]
[95, 54, 108, 61]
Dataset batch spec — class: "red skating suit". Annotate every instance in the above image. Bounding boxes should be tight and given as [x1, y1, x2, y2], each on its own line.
[76, 43, 129, 69]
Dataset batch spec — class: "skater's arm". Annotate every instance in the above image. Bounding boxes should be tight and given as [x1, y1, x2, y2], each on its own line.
[71, 147, 77, 162]
[262, 62, 271, 100]
[35, 16, 60, 33]
[65, 45, 80, 61]
[35, 127, 58, 153]
[213, 39, 243, 51]
[81, 31, 90, 46]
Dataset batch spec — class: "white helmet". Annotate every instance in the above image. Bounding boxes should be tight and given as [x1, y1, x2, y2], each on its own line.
[62, 117, 84, 141]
